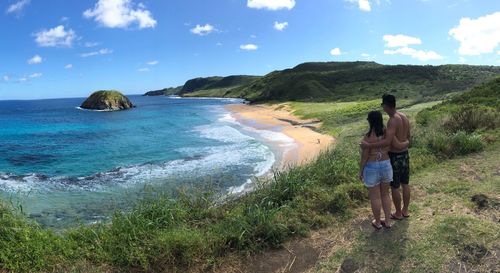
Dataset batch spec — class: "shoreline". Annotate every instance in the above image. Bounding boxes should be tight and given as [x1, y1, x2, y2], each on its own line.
[225, 103, 335, 169]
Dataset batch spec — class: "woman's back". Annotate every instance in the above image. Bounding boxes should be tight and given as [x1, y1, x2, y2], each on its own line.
[364, 131, 390, 161]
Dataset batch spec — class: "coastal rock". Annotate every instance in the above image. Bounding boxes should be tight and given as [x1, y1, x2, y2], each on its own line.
[80, 90, 133, 111]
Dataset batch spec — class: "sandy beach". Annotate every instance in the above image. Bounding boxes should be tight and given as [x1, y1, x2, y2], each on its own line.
[226, 103, 335, 168]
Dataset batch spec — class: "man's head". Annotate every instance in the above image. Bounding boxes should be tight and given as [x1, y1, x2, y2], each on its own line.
[381, 94, 396, 114]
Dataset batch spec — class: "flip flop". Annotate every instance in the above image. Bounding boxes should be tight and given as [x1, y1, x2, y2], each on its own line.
[390, 213, 404, 220]
[402, 213, 410, 218]
[371, 220, 382, 230]
[381, 220, 392, 229]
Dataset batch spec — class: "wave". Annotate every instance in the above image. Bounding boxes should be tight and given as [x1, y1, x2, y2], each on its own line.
[75, 106, 113, 112]
[0, 118, 277, 195]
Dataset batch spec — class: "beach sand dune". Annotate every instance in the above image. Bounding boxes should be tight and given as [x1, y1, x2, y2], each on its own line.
[226, 103, 335, 167]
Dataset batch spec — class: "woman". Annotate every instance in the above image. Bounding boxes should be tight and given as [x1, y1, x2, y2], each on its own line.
[359, 111, 408, 229]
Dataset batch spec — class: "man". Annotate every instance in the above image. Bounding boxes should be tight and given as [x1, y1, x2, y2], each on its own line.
[361, 94, 411, 220]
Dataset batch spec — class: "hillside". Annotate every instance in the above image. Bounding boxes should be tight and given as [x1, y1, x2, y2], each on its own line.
[143, 75, 260, 97]
[225, 62, 500, 102]
[143, 86, 182, 96]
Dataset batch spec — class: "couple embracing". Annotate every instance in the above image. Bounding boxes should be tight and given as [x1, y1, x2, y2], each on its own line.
[359, 94, 411, 230]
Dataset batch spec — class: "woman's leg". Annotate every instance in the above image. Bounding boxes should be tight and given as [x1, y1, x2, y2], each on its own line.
[380, 182, 392, 227]
[368, 185, 382, 225]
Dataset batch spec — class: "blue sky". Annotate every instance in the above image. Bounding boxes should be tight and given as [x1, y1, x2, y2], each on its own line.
[0, 0, 499, 100]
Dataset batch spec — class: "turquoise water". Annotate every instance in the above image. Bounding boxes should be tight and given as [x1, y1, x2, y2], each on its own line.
[0, 96, 294, 227]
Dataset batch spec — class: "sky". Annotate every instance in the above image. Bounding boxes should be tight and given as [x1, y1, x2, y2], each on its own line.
[0, 0, 499, 100]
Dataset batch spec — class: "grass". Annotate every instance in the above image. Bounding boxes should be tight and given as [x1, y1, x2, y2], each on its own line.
[313, 142, 500, 273]
[1, 79, 499, 272]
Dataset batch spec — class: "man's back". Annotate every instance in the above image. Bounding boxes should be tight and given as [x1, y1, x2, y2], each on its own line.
[389, 111, 410, 153]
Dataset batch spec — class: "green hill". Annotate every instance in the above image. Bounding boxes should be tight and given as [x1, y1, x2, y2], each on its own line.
[143, 86, 182, 96]
[179, 75, 260, 96]
[226, 62, 500, 102]
[142, 75, 260, 97]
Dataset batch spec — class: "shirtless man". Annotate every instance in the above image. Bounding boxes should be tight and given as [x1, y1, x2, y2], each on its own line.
[361, 94, 411, 220]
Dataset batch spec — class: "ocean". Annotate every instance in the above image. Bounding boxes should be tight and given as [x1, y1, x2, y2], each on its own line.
[0, 95, 295, 228]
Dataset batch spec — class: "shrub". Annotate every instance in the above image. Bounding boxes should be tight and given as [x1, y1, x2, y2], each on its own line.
[424, 131, 485, 158]
[445, 105, 500, 133]
[450, 131, 485, 156]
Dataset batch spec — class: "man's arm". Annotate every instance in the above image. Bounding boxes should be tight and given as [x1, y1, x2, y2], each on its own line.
[361, 117, 399, 149]
[392, 136, 409, 150]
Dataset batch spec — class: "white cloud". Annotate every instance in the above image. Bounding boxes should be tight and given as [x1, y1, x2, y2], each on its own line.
[361, 53, 376, 59]
[346, 0, 371, 12]
[6, 0, 30, 14]
[216, 42, 223, 46]
[274, 21, 288, 31]
[29, 72, 42, 78]
[34, 25, 76, 47]
[84, 41, 99, 47]
[65, 64, 73, 69]
[383, 34, 422, 48]
[3, 75, 9, 82]
[83, 0, 157, 29]
[137, 67, 149, 72]
[358, 0, 371, 11]
[449, 12, 500, 56]
[80, 48, 113, 57]
[240, 44, 258, 51]
[190, 24, 216, 36]
[19, 77, 27, 82]
[27, 54, 43, 64]
[147, 60, 158, 65]
[247, 0, 295, 10]
[384, 47, 443, 61]
[330, 48, 342, 56]
[498, 51, 500, 55]
[458, 57, 467, 63]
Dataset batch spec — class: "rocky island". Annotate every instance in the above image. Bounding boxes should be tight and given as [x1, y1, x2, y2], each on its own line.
[80, 90, 134, 111]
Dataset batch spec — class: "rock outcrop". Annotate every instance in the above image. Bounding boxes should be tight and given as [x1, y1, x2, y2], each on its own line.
[80, 90, 133, 111]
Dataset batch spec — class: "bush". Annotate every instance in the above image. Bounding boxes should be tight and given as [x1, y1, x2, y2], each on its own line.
[445, 106, 500, 133]
[424, 131, 485, 158]
[450, 131, 485, 156]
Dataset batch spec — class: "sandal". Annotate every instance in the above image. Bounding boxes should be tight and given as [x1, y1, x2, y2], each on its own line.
[371, 220, 382, 230]
[402, 213, 410, 218]
[390, 213, 404, 220]
[381, 220, 392, 229]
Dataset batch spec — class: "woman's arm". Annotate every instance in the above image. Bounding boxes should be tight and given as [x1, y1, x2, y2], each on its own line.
[359, 137, 370, 181]
[392, 136, 410, 150]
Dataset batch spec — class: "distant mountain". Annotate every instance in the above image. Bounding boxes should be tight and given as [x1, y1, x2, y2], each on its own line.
[179, 75, 261, 96]
[143, 86, 182, 96]
[143, 75, 260, 97]
[225, 62, 500, 102]
[143, 62, 500, 102]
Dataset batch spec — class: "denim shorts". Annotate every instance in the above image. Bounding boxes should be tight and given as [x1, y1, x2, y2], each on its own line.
[363, 160, 393, 188]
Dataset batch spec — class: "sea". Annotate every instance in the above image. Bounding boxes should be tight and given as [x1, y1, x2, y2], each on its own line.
[0, 95, 295, 228]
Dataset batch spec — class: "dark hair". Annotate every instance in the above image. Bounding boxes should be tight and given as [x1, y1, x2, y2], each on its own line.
[366, 111, 385, 137]
[381, 94, 396, 108]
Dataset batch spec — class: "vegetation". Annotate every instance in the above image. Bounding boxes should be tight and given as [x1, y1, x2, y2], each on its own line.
[143, 86, 182, 96]
[178, 75, 260, 96]
[143, 62, 500, 102]
[227, 62, 500, 102]
[80, 90, 134, 111]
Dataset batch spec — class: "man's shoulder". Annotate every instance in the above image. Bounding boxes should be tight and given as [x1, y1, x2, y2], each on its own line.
[396, 111, 410, 123]
[389, 114, 403, 123]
